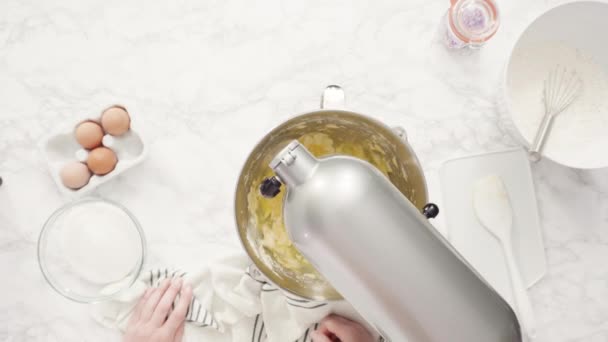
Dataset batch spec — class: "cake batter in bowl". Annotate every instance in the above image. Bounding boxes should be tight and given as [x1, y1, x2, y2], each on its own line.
[235, 86, 428, 301]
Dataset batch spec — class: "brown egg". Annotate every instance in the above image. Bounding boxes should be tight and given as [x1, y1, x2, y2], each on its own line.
[75, 121, 104, 149]
[87, 147, 118, 175]
[60, 161, 91, 189]
[101, 107, 130, 136]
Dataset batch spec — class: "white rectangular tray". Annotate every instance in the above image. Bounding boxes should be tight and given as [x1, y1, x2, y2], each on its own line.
[438, 148, 547, 306]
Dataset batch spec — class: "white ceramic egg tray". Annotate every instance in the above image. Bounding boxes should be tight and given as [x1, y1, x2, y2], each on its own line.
[41, 104, 147, 197]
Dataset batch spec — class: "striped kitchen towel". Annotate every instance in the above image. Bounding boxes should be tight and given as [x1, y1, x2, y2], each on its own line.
[145, 269, 220, 330]
[91, 252, 383, 342]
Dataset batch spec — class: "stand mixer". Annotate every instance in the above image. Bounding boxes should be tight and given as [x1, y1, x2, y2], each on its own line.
[259, 141, 521, 342]
[235, 86, 522, 342]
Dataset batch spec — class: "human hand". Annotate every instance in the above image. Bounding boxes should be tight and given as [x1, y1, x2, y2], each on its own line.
[123, 278, 193, 342]
[310, 314, 374, 342]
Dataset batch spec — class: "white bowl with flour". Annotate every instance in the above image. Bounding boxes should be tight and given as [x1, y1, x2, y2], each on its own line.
[505, 1, 608, 169]
[38, 198, 146, 302]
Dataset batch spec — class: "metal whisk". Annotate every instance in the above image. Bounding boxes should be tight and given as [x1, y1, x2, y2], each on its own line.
[529, 65, 583, 162]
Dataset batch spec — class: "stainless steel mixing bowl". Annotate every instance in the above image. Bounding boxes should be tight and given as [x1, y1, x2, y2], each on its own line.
[234, 86, 428, 300]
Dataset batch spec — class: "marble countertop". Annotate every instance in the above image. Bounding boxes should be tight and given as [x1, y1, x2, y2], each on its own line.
[1, 0, 607, 341]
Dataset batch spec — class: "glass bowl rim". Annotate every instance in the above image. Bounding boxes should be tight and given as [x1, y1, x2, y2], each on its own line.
[37, 197, 146, 303]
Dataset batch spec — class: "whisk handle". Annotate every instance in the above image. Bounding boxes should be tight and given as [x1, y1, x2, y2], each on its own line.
[529, 113, 555, 162]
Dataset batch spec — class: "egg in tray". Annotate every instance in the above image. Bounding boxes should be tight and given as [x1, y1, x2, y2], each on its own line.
[42, 105, 147, 196]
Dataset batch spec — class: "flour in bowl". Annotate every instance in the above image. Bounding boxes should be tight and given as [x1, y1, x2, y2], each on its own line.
[60, 201, 142, 284]
[508, 42, 608, 168]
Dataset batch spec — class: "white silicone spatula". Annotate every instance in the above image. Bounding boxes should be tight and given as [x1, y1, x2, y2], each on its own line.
[473, 175, 536, 339]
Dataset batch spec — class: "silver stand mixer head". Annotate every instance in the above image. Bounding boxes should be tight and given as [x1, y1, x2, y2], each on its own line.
[261, 140, 522, 342]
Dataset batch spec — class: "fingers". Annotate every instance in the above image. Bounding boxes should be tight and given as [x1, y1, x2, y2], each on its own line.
[173, 320, 185, 342]
[310, 330, 333, 342]
[321, 314, 352, 326]
[319, 314, 370, 340]
[151, 278, 183, 326]
[140, 279, 172, 322]
[319, 314, 351, 336]
[128, 288, 153, 325]
[165, 283, 193, 332]
[315, 323, 331, 335]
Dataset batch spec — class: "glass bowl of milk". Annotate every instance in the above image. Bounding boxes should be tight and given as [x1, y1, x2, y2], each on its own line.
[38, 198, 146, 302]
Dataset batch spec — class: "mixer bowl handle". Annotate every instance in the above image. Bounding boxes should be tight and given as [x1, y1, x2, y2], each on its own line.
[321, 85, 346, 109]
[321, 85, 409, 143]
